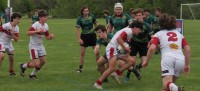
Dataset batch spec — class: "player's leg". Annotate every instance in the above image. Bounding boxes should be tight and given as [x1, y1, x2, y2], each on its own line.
[161, 56, 178, 91]
[92, 46, 100, 62]
[77, 46, 86, 73]
[97, 54, 109, 82]
[0, 52, 5, 66]
[7, 46, 15, 75]
[94, 56, 117, 89]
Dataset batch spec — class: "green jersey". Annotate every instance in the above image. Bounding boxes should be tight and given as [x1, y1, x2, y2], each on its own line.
[105, 16, 111, 24]
[154, 16, 159, 30]
[110, 13, 132, 34]
[32, 15, 38, 24]
[132, 21, 153, 43]
[96, 33, 114, 46]
[76, 14, 97, 34]
[144, 14, 156, 25]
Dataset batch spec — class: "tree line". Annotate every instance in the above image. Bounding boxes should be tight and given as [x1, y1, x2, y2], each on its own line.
[0, 0, 200, 19]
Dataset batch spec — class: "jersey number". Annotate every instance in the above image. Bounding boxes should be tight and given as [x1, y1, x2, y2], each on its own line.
[167, 32, 177, 41]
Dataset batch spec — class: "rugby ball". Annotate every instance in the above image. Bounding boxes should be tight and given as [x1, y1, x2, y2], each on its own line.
[117, 43, 129, 54]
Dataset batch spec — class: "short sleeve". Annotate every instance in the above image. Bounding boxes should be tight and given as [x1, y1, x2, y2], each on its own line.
[92, 15, 97, 24]
[75, 16, 81, 28]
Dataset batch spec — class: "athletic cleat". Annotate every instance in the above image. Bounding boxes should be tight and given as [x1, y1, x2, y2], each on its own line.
[178, 86, 184, 91]
[110, 72, 121, 84]
[76, 69, 83, 73]
[29, 75, 38, 80]
[132, 65, 142, 80]
[9, 72, 16, 76]
[94, 83, 103, 89]
[124, 77, 130, 82]
[20, 63, 26, 76]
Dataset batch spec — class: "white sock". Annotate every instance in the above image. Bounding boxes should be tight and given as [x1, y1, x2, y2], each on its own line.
[30, 68, 39, 75]
[22, 63, 28, 68]
[168, 82, 178, 91]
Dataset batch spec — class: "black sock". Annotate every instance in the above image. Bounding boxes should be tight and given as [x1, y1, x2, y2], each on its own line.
[138, 63, 142, 69]
[126, 70, 131, 78]
[79, 65, 83, 69]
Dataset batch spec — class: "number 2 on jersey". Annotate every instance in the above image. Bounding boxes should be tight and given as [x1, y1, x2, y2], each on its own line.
[167, 32, 177, 41]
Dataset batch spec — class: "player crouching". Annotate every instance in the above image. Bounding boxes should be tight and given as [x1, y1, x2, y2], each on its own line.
[94, 21, 143, 89]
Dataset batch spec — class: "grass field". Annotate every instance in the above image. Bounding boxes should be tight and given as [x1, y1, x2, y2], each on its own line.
[0, 19, 199, 91]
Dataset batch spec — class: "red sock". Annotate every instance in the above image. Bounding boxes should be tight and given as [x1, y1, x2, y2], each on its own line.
[116, 70, 122, 76]
[96, 80, 102, 85]
[167, 82, 172, 91]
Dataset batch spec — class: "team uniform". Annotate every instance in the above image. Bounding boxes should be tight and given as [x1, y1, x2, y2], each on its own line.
[28, 21, 50, 59]
[151, 29, 188, 77]
[105, 15, 112, 25]
[32, 15, 38, 24]
[0, 22, 19, 54]
[106, 28, 133, 59]
[144, 14, 156, 27]
[130, 21, 153, 57]
[76, 14, 97, 47]
[109, 13, 132, 34]
[96, 33, 114, 60]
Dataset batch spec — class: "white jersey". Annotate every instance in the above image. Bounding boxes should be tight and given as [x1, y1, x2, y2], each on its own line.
[151, 29, 188, 60]
[0, 22, 19, 44]
[29, 21, 49, 47]
[107, 27, 133, 48]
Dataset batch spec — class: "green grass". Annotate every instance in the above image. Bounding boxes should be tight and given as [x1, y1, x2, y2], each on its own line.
[0, 19, 199, 91]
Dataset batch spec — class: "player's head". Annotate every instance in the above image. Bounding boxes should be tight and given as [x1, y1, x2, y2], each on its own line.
[114, 3, 123, 16]
[95, 25, 107, 38]
[81, 5, 90, 16]
[103, 10, 110, 17]
[159, 13, 176, 30]
[11, 13, 22, 24]
[143, 9, 150, 18]
[155, 7, 161, 17]
[38, 9, 48, 22]
[133, 8, 144, 22]
[34, 9, 39, 15]
[129, 21, 143, 35]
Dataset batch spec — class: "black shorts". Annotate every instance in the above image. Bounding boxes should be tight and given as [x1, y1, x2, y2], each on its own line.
[103, 53, 108, 60]
[129, 39, 148, 57]
[80, 33, 96, 47]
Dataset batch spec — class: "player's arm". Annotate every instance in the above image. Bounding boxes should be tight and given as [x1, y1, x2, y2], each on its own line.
[9, 28, 19, 42]
[45, 31, 54, 40]
[182, 38, 191, 74]
[117, 32, 130, 53]
[107, 24, 113, 33]
[27, 27, 43, 36]
[75, 28, 83, 45]
[94, 45, 100, 54]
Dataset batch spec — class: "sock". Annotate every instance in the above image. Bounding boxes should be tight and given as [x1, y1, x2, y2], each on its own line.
[116, 70, 122, 76]
[30, 67, 40, 75]
[9, 70, 14, 73]
[79, 65, 83, 69]
[138, 63, 142, 69]
[22, 63, 28, 68]
[126, 70, 131, 78]
[167, 82, 178, 91]
[96, 80, 102, 85]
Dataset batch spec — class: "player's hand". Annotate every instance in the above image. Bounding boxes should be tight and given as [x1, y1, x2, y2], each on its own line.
[37, 28, 44, 33]
[94, 47, 100, 54]
[50, 34, 54, 39]
[184, 65, 190, 74]
[9, 27, 14, 34]
[79, 39, 84, 45]
[142, 61, 148, 68]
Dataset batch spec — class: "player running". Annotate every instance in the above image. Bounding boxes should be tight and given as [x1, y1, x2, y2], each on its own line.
[142, 13, 191, 91]
[20, 10, 54, 79]
[0, 13, 21, 76]
[94, 21, 143, 89]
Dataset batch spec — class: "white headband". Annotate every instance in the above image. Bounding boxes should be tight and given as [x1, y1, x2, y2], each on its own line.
[114, 3, 123, 10]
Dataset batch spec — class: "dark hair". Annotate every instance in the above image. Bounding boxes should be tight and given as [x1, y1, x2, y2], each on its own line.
[144, 9, 150, 13]
[129, 8, 134, 14]
[81, 5, 90, 15]
[133, 8, 143, 14]
[34, 9, 38, 12]
[94, 25, 107, 32]
[38, 9, 47, 18]
[155, 7, 161, 12]
[11, 13, 22, 22]
[129, 20, 143, 30]
[159, 13, 176, 30]
[103, 10, 110, 15]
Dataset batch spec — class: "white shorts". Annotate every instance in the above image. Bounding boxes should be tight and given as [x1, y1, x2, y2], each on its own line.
[29, 46, 46, 59]
[0, 43, 14, 54]
[161, 56, 185, 77]
[106, 45, 118, 59]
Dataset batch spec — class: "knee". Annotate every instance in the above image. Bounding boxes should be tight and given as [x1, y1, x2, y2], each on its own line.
[80, 52, 85, 57]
